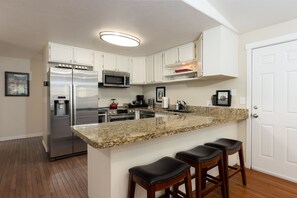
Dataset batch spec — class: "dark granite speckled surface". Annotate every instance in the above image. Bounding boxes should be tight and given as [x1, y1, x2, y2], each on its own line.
[71, 106, 248, 149]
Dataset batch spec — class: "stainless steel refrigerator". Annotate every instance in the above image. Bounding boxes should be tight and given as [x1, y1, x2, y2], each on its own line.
[48, 66, 98, 160]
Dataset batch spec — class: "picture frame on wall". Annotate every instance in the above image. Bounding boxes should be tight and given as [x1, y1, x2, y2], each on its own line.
[156, 87, 166, 103]
[5, 71, 30, 96]
[216, 90, 231, 106]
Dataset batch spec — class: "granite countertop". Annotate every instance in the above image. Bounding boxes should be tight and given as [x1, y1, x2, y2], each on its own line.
[72, 106, 248, 149]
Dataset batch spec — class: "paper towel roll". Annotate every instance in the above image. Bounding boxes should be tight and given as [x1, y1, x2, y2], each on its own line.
[162, 97, 169, 109]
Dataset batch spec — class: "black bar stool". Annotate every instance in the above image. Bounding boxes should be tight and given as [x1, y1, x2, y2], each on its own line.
[127, 156, 193, 198]
[205, 138, 247, 197]
[176, 145, 227, 198]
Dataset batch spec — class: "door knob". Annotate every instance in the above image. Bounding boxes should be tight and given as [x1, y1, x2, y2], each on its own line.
[252, 113, 259, 118]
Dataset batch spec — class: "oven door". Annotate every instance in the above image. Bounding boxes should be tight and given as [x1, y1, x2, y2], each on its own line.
[108, 114, 135, 122]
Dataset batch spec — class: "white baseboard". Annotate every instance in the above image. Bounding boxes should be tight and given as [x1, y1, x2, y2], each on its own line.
[42, 139, 48, 152]
[0, 133, 42, 142]
[252, 166, 297, 183]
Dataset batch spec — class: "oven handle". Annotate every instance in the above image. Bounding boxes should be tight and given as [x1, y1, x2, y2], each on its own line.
[108, 114, 135, 121]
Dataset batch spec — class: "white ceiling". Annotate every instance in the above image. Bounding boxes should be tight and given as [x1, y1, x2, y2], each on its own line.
[207, 0, 297, 33]
[1, 0, 297, 59]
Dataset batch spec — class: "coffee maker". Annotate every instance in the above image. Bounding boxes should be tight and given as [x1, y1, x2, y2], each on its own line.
[136, 95, 146, 106]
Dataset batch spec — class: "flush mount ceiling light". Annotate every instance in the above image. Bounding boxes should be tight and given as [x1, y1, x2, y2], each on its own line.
[99, 31, 140, 47]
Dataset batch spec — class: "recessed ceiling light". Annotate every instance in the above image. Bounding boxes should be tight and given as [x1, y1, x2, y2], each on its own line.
[99, 31, 140, 47]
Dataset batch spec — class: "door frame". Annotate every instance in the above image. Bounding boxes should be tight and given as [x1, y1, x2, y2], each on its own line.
[245, 32, 297, 168]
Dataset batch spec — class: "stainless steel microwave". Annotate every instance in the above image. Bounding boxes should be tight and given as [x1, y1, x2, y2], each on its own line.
[101, 70, 130, 88]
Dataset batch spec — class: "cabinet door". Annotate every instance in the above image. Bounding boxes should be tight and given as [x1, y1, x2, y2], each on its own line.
[73, 47, 94, 66]
[154, 52, 163, 82]
[103, 53, 117, 71]
[164, 48, 178, 66]
[146, 55, 154, 83]
[178, 42, 195, 63]
[49, 43, 73, 64]
[131, 57, 146, 84]
[94, 51, 104, 82]
[116, 55, 130, 72]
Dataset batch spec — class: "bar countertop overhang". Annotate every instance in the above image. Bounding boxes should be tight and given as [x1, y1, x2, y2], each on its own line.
[71, 106, 248, 149]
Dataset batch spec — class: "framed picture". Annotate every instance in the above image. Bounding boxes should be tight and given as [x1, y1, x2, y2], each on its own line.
[156, 87, 166, 103]
[5, 71, 30, 96]
[216, 90, 231, 106]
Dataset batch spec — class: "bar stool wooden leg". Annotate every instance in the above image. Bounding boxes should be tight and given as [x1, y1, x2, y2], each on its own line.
[223, 152, 229, 198]
[218, 157, 227, 198]
[128, 173, 136, 198]
[239, 145, 247, 185]
[195, 165, 203, 198]
[184, 169, 192, 198]
[147, 187, 155, 198]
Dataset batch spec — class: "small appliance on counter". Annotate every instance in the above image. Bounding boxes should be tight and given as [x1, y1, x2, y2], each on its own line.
[147, 98, 155, 109]
[109, 99, 118, 109]
[162, 97, 169, 109]
[128, 95, 148, 108]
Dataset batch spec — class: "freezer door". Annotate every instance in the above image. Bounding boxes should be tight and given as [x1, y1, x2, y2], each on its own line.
[49, 67, 73, 159]
[73, 69, 98, 153]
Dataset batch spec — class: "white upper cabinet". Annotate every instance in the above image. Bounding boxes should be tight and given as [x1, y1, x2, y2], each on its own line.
[178, 42, 195, 63]
[164, 48, 178, 66]
[48, 42, 95, 66]
[94, 51, 104, 82]
[201, 25, 238, 77]
[103, 53, 117, 71]
[73, 47, 94, 66]
[154, 52, 163, 82]
[146, 55, 154, 83]
[164, 42, 195, 66]
[131, 57, 146, 84]
[102, 53, 130, 72]
[48, 43, 73, 64]
[116, 55, 130, 73]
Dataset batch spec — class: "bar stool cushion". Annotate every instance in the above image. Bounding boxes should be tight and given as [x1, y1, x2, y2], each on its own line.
[129, 156, 190, 185]
[205, 138, 242, 151]
[176, 145, 222, 163]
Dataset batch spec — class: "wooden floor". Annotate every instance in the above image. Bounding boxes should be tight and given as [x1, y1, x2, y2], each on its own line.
[1, 137, 297, 198]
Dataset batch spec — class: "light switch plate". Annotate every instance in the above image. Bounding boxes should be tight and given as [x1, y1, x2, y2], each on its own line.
[240, 97, 246, 105]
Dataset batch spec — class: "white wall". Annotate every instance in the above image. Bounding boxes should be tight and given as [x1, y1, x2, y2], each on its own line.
[0, 56, 43, 141]
[98, 85, 143, 107]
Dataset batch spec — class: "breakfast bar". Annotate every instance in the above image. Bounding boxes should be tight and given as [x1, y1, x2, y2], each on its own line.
[72, 107, 248, 198]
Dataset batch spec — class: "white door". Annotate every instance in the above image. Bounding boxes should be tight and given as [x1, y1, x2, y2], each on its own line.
[252, 40, 297, 182]
[131, 57, 146, 84]
[164, 48, 178, 66]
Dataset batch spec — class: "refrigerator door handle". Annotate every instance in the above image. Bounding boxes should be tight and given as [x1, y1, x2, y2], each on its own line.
[69, 85, 73, 126]
[73, 85, 77, 125]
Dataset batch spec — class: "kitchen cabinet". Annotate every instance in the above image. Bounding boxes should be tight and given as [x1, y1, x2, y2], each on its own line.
[164, 42, 195, 66]
[103, 53, 117, 71]
[154, 52, 163, 82]
[94, 51, 104, 82]
[146, 55, 154, 83]
[199, 25, 238, 78]
[131, 57, 146, 84]
[103, 53, 130, 72]
[48, 42, 95, 66]
[73, 47, 94, 66]
[48, 42, 73, 64]
[116, 55, 130, 73]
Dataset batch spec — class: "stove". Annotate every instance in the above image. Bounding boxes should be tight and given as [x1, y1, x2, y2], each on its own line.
[98, 108, 135, 122]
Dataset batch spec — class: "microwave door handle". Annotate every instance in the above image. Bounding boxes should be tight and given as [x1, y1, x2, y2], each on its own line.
[69, 85, 73, 126]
